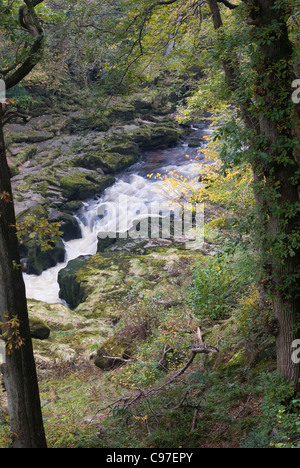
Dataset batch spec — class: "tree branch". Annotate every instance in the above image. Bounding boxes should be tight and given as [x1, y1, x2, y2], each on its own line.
[4, 0, 45, 90]
[91, 329, 220, 418]
[2, 111, 31, 126]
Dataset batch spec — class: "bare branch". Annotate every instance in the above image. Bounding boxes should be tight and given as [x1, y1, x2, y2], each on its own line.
[4, 0, 45, 90]
[92, 330, 220, 418]
[197, 327, 203, 346]
[2, 111, 31, 126]
[102, 355, 139, 365]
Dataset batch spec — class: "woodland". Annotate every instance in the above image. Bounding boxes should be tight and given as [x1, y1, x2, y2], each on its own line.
[0, 0, 299, 449]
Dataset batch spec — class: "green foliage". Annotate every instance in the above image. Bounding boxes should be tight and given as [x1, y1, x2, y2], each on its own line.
[243, 373, 300, 449]
[17, 215, 62, 252]
[0, 409, 11, 449]
[190, 248, 257, 321]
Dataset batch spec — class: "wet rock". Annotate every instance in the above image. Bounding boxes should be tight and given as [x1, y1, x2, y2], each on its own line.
[58, 255, 91, 309]
[20, 236, 65, 276]
[48, 208, 82, 242]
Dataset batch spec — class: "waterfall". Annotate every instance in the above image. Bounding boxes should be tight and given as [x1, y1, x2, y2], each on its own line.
[23, 125, 211, 304]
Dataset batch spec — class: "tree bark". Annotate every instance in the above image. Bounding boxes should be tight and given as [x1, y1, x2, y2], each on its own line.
[0, 106, 47, 448]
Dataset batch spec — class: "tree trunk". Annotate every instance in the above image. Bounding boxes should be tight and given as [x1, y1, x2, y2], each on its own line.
[0, 106, 47, 448]
[249, 0, 300, 388]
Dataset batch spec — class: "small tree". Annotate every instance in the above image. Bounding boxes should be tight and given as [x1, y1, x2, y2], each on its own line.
[0, 0, 47, 448]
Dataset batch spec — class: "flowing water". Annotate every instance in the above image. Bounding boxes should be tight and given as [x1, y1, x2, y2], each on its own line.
[23, 124, 212, 304]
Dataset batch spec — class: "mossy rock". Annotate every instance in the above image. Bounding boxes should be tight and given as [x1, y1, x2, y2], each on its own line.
[9, 164, 20, 178]
[66, 114, 110, 133]
[60, 247, 190, 320]
[61, 200, 83, 213]
[94, 335, 135, 370]
[149, 125, 183, 149]
[48, 208, 82, 242]
[128, 124, 183, 150]
[97, 152, 140, 174]
[20, 236, 65, 276]
[58, 255, 92, 309]
[105, 104, 136, 123]
[72, 141, 140, 174]
[97, 236, 117, 253]
[104, 141, 140, 157]
[29, 317, 51, 340]
[71, 153, 105, 171]
[59, 171, 115, 201]
[127, 126, 153, 149]
[11, 131, 54, 144]
[17, 204, 67, 275]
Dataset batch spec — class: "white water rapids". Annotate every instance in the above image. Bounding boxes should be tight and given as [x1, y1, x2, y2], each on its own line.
[23, 125, 212, 304]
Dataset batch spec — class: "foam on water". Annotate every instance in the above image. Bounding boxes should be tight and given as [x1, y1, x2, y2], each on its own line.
[24, 127, 210, 304]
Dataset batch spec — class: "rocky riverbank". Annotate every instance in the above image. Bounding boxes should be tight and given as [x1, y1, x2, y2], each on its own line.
[6, 93, 187, 275]
[6, 90, 216, 374]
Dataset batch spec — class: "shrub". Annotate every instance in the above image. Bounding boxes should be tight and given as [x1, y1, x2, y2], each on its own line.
[190, 249, 256, 321]
[243, 372, 300, 448]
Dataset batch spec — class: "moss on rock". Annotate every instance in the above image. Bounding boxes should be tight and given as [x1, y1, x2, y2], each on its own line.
[94, 335, 135, 370]
[29, 317, 51, 340]
[59, 171, 115, 200]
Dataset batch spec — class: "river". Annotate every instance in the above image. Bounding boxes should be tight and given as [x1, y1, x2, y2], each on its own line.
[23, 122, 212, 304]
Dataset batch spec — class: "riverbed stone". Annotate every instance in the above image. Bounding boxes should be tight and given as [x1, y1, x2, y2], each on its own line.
[20, 236, 66, 276]
[48, 208, 82, 242]
[59, 170, 115, 201]
[58, 255, 92, 309]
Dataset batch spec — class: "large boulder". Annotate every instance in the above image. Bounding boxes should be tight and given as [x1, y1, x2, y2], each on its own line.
[72, 142, 140, 174]
[20, 236, 65, 276]
[127, 124, 183, 151]
[58, 255, 91, 309]
[48, 208, 82, 242]
[17, 204, 66, 276]
[29, 317, 51, 340]
[59, 170, 115, 201]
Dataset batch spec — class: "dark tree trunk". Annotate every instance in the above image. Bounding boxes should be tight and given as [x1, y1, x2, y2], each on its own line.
[0, 106, 47, 448]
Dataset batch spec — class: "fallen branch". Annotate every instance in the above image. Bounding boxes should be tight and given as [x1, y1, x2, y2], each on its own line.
[92, 328, 220, 421]
[102, 355, 138, 365]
